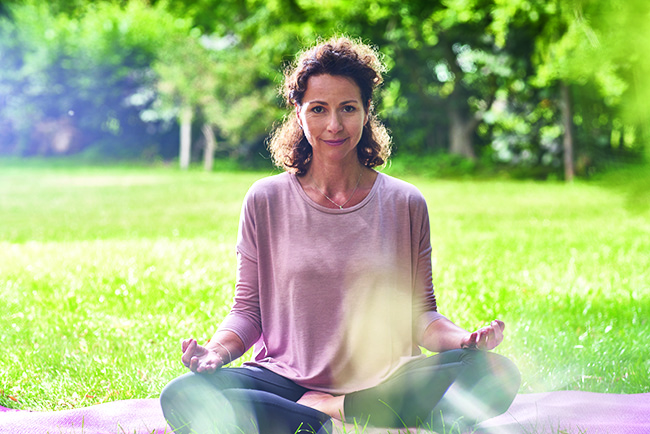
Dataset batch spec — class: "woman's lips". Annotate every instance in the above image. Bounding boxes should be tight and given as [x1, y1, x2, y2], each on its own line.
[323, 139, 347, 146]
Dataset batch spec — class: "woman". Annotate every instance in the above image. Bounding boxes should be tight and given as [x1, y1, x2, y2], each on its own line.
[160, 36, 520, 434]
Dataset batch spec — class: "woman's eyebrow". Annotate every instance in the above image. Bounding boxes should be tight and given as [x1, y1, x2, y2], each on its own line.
[306, 99, 360, 106]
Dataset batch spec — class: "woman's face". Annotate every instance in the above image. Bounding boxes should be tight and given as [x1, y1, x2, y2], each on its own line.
[296, 74, 368, 166]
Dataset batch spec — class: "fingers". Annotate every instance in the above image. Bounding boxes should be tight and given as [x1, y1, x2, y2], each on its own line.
[181, 339, 197, 369]
[181, 338, 192, 354]
[189, 355, 201, 372]
[196, 352, 222, 374]
[465, 319, 506, 351]
[461, 331, 479, 349]
[476, 327, 491, 349]
[480, 320, 504, 350]
[196, 358, 216, 374]
[492, 320, 504, 346]
[180, 338, 222, 374]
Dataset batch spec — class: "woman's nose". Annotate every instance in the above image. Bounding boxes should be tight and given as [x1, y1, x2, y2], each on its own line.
[327, 112, 343, 133]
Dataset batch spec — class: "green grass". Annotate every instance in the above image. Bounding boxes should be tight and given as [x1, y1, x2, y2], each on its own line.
[0, 160, 648, 413]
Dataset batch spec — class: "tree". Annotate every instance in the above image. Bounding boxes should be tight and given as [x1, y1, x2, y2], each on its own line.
[308, 0, 539, 161]
[591, 0, 650, 159]
[154, 29, 287, 169]
[2, 0, 645, 174]
[0, 0, 186, 158]
[526, 0, 649, 179]
[154, 31, 219, 169]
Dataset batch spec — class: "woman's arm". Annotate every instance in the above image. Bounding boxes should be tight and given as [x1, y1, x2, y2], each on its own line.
[419, 317, 505, 353]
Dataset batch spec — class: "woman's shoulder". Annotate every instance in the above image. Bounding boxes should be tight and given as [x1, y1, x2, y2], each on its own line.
[243, 172, 293, 203]
[376, 173, 430, 223]
[377, 172, 426, 201]
[247, 172, 291, 192]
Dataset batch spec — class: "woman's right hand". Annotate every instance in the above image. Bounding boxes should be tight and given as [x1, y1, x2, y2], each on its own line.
[181, 338, 224, 373]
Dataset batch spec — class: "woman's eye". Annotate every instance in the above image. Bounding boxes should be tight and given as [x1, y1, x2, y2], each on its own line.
[311, 106, 324, 114]
[342, 105, 356, 113]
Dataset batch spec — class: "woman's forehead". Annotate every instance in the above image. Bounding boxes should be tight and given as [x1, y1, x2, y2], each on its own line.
[303, 74, 362, 103]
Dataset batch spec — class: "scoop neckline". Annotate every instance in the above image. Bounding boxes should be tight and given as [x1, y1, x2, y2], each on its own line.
[289, 171, 383, 214]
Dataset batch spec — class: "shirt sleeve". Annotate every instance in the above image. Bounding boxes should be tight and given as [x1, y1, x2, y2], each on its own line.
[412, 194, 444, 340]
[217, 188, 263, 350]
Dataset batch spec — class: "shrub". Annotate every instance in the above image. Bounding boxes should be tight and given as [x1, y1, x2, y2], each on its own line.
[0, 0, 190, 158]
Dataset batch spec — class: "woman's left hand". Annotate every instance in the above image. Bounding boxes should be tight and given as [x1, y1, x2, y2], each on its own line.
[460, 319, 505, 350]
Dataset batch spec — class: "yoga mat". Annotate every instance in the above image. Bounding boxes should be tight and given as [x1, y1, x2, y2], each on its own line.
[1, 391, 649, 433]
[0, 399, 172, 434]
[475, 391, 650, 434]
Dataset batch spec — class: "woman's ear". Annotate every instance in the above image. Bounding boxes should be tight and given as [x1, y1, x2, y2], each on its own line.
[295, 103, 303, 128]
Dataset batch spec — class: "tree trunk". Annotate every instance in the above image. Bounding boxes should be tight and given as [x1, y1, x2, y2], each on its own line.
[449, 108, 478, 160]
[202, 123, 216, 172]
[560, 82, 575, 182]
[179, 106, 193, 170]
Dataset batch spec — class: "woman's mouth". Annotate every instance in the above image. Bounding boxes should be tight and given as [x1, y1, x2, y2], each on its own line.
[323, 139, 347, 146]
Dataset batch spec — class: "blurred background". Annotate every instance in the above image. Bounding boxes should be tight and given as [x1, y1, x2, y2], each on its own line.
[0, 0, 648, 180]
[1, 1, 649, 409]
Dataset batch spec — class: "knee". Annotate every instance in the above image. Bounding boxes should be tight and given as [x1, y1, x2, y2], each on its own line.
[482, 353, 521, 416]
[488, 353, 521, 393]
[460, 351, 521, 401]
[159, 374, 199, 434]
[463, 350, 520, 386]
[160, 372, 239, 434]
[160, 373, 189, 410]
[160, 372, 212, 414]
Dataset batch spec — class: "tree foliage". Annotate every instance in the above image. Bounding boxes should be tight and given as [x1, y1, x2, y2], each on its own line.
[0, 0, 646, 176]
[0, 0, 186, 157]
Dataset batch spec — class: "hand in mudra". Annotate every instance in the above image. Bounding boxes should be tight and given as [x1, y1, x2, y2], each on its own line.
[181, 338, 224, 373]
[461, 319, 505, 351]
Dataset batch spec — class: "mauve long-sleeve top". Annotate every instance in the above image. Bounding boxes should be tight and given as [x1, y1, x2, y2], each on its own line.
[218, 171, 442, 394]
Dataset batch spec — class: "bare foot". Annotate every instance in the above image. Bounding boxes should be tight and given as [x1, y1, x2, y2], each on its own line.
[297, 391, 346, 420]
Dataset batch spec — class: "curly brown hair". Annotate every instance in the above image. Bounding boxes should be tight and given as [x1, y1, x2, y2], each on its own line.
[268, 36, 392, 175]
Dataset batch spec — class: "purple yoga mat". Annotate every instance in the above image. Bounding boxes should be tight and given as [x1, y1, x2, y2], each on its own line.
[475, 391, 650, 434]
[0, 398, 172, 434]
[1, 391, 649, 433]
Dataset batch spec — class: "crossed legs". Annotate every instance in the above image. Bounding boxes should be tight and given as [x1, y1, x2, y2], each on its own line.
[160, 365, 332, 434]
[160, 350, 520, 434]
[344, 350, 521, 431]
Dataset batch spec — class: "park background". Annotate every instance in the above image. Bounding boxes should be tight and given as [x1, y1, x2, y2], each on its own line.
[1, 0, 649, 421]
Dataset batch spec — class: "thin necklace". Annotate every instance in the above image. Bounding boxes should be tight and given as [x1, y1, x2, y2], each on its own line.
[310, 171, 362, 210]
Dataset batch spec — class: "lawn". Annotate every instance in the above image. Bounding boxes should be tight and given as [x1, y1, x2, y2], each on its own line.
[0, 160, 648, 412]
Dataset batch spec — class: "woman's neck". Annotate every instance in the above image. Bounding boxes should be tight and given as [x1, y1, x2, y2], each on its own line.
[299, 159, 377, 209]
[308, 160, 365, 195]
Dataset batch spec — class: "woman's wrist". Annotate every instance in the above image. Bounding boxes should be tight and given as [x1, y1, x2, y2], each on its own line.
[206, 341, 233, 365]
[205, 330, 245, 366]
[214, 341, 233, 365]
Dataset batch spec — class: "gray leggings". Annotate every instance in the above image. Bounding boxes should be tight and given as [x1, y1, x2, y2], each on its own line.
[160, 349, 520, 434]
